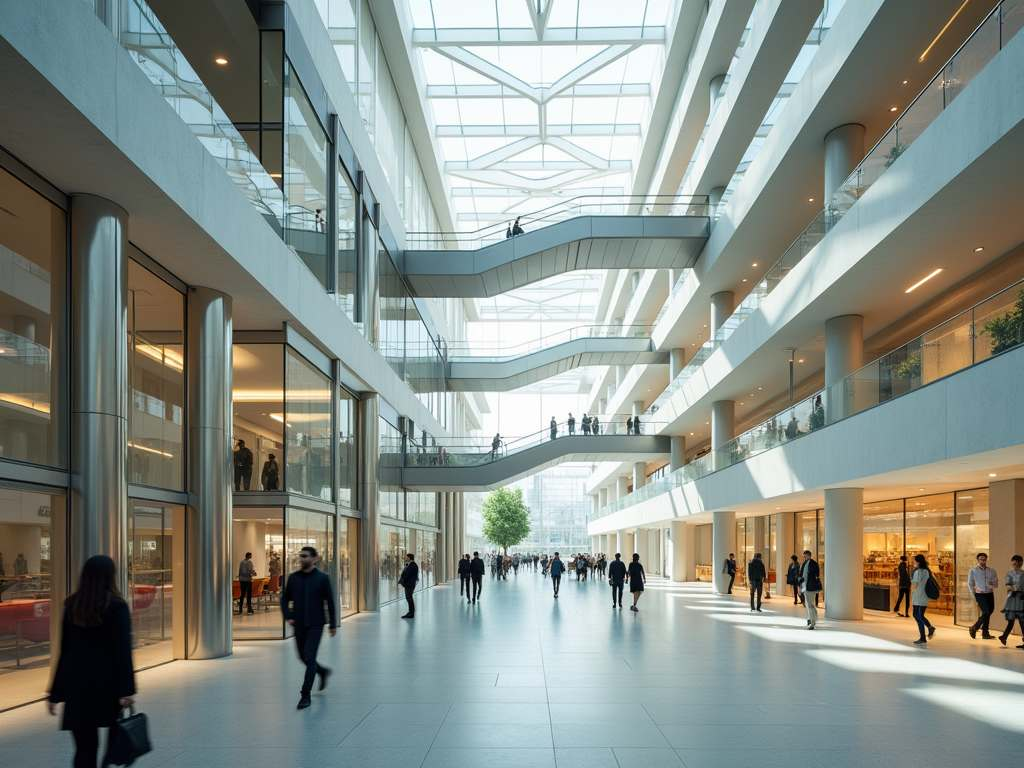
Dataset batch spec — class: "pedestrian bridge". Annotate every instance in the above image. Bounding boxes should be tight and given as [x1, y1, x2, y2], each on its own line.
[397, 430, 670, 491]
[401, 195, 710, 298]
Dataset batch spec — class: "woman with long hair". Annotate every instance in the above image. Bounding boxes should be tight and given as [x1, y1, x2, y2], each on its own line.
[627, 553, 646, 612]
[910, 554, 937, 645]
[48, 555, 136, 768]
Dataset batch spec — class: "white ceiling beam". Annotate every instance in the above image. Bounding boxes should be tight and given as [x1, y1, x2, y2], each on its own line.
[545, 136, 611, 170]
[412, 26, 665, 46]
[542, 44, 638, 101]
[432, 46, 540, 102]
[446, 159, 632, 172]
[525, 0, 554, 41]
[436, 123, 641, 137]
[464, 136, 542, 170]
[447, 167, 618, 191]
[450, 186, 624, 197]
[425, 83, 651, 98]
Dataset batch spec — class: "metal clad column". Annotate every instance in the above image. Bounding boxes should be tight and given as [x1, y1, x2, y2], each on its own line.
[438, 492, 449, 581]
[712, 510, 737, 595]
[185, 287, 233, 659]
[70, 195, 128, 593]
[710, 291, 734, 337]
[359, 395, 380, 610]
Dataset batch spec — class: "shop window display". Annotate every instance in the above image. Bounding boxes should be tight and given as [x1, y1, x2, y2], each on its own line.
[905, 493, 955, 616]
[862, 500, 905, 612]
[231, 507, 285, 638]
[338, 516, 357, 618]
[955, 489, 990, 626]
[127, 500, 180, 667]
[379, 523, 407, 605]
[695, 524, 712, 581]
[232, 344, 284, 492]
[285, 349, 332, 500]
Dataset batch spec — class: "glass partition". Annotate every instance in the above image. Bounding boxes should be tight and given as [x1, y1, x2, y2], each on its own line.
[285, 509, 335, 636]
[905, 493, 955, 616]
[378, 416, 403, 520]
[862, 500, 905, 612]
[232, 506, 285, 639]
[377, 241, 405, 376]
[338, 516, 358, 618]
[379, 523, 406, 605]
[0, 167, 66, 468]
[695, 524, 712, 582]
[127, 500, 178, 667]
[285, 349, 332, 500]
[127, 260, 184, 490]
[284, 60, 330, 287]
[415, 529, 437, 591]
[335, 166, 357, 321]
[316, 0, 358, 85]
[337, 387, 356, 510]
[954, 489, 990, 626]
[232, 344, 284, 492]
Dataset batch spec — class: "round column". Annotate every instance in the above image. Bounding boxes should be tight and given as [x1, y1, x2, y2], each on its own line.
[622, 530, 635, 559]
[773, 511, 794, 596]
[709, 73, 726, 106]
[359, 394, 380, 611]
[633, 461, 647, 490]
[599, 487, 608, 509]
[712, 510, 736, 595]
[185, 286, 233, 659]
[440, 492, 451, 580]
[825, 314, 864, 422]
[70, 195, 128, 594]
[669, 348, 686, 380]
[710, 291, 734, 337]
[709, 186, 726, 217]
[670, 435, 686, 471]
[616, 475, 629, 500]
[635, 529, 648, 565]
[824, 123, 865, 206]
[711, 399, 735, 471]
[824, 488, 864, 620]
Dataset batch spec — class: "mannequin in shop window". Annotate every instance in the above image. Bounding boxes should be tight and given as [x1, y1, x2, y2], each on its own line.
[261, 453, 280, 491]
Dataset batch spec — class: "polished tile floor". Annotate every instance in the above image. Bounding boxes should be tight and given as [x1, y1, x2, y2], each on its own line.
[3, 571, 1024, 767]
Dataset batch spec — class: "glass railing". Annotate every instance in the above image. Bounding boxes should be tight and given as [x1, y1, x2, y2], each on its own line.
[597, 276, 1024, 520]
[443, 325, 652, 361]
[406, 195, 710, 250]
[404, 416, 666, 467]
[646, 0, 1022, 418]
[90, 0, 285, 232]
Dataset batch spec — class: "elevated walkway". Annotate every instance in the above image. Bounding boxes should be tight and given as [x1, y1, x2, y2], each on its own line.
[399, 432, 670, 491]
[401, 196, 709, 298]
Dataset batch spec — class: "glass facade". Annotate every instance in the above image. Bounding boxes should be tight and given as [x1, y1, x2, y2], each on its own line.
[955, 489, 990, 626]
[379, 523, 405, 605]
[377, 241, 405, 376]
[127, 259, 184, 490]
[285, 349, 332, 500]
[338, 387, 356, 510]
[0, 167, 66, 468]
[232, 344, 284, 492]
[905, 493, 955, 616]
[336, 166, 357, 321]
[232, 506, 285, 639]
[127, 500, 179, 667]
[862, 500, 906, 612]
[338, 516, 358, 618]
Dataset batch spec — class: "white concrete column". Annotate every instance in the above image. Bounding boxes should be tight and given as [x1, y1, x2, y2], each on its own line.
[633, 461, 647, 490]
[631, 271, 642, 292]
[671, 521, 695, 582]
[590, 493, 599, 519]
[710, 291, 734, 337]
[439, 492, 449, 580]
[669, 348, 686, 380]
[824, 487, 864, 621]
[622, 530, 635, 559]
[709, 185, 726, 211]
[670, 435, 686, 471]
[989, 479, 1024, 636]
[711, 399, 735, 471]
[825, 314, 864, 422]
[616, 475, 629, 500]
[824, 123, 866, 205]
[709, 73, 726, 106]
[712, 510, 737, 595]
[668, 269, 680, 291]
[774, 511, 794, 597]
[635, 529, 648, 566]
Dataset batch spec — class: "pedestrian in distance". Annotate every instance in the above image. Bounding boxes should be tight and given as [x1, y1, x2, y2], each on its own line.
[998, 554, 1024, 648]
[399, 553, 419, 619]
[281, 545, 337, 709]
[505, 223, 512, 239]
[608, 553, 626, 608]
[798, 549, 822, 630]
[748, 552, 766, 612]
[910, 553, 938, 645]
[626, 416, 633, 435]
[582, 414, 591, 435]
[511, 216, 524, 236]
[458, 554, 472, 600]
[47, 555, 136, 768]
[627, 553, 646, 611]
[549, 552, 564, 598]
[786, 554, 802, 604]
[723, 553, 737, 594]
[237, 551, 256, 614]
[550, 417, 558, 440]
[633, 414, 642, 435]
[568, 413, 576, 435]
[893, 554, 911, 617]
[591, 415, 600, 434]
[967, 552, 998, 639]
[469, 551, 485, 603]
[490, 433, 502, 460]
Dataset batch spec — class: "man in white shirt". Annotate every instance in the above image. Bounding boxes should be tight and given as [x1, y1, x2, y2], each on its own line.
[967, 552, 998, 639]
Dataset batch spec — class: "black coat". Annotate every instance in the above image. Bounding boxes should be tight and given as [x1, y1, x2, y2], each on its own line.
[627, 562, 646, 592]
[786, 563, 801, 585]
[469, 557, 485, 577]
[458, 559, 471, 576]
[49, 599, 136, 730]
[281, 568, 337, 628]
[399, 561, 420, 589]
[799, 558, 822, 592]
[747, 558, 767, 582]
[608, 559, 627, 586]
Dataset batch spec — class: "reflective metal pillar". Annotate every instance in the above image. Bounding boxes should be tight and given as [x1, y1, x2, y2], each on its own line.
[70, 195, 128, 593]
[185, 287, 233, 659]
[438, 492, 449, 581]
[359, 394, 380, 610]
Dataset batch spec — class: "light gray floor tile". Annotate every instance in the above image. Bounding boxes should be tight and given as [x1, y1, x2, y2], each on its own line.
[552, 721, 670, 748]
[613, 747, 685, 767]
[554, 747, 619, 767]
[422, 747, 556, 768]
[431, 721, 554, 748]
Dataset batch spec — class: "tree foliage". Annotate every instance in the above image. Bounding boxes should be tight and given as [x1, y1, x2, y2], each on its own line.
[983, 288, 1024, 356]
[481, 487, 531, 554]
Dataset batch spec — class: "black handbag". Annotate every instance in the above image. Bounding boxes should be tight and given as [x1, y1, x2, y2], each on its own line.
[102, 706, 152, 766]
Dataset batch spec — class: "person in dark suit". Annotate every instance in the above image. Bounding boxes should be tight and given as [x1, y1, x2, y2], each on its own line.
[628, 553, 646, 611]
[469, 551, 485, 603]
[748, 552, 767, 612]
[48, 555, 136, 768]
[399, 553, 419, 619]
[723, 553, 737, 594]
[233, 439, 253, 490]
[893, 555, 911, 617]
[786, 554, 802, 605]
[798, 550, 822, 630]
[608, 553, 627, 609]
[281, 546, 337, 709]
[458, 554, 472, 600]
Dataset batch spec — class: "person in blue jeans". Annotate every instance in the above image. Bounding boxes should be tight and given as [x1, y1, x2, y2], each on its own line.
[911, 554, 937, 645]
[549, 553, 564, 598]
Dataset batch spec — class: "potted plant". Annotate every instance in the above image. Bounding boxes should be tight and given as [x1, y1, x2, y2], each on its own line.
[982, 288, 1024, 355]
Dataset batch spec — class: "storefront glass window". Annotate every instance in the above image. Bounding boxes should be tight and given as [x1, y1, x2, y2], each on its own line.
[338, 387, 356, 510]
[905, 492, 955, 615]
[862, 500, 905, 612]
[336, 166, 357, 321]
[232, 344, 284, 492]
[127, 260, 184, 490]
[285, 349, 332, 500]
[127, 500, 179, 667]
[955, 488, 990, 626]
[415, 529, 437, 591]
[285, 509, 335, 635]
[797, 511, 817, 557]
[0, 486, 65, 711]
[338, 516, 357, 618]
[695, 524, 712, 582]
[378, 416, 402, 520]
[231, 506, 285, 639]
[734, 518, 748, 588]
[0, 168, 66, 468]
[379, 523, 406, 605]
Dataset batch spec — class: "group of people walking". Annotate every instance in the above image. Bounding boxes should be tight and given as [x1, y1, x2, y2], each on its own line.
[547, 413, 646, 440]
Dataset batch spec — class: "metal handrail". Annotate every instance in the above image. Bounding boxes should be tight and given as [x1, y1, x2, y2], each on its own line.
[442, 324, 653, 360]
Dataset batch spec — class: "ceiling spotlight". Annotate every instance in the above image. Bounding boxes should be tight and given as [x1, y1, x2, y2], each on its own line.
[807, 197, 815, 203]
[889, 105, 899, 112]
[752, 262, 758, 268]
[757, 386, 763, 391]
[797, 358, 805, 364]
[214, 56, 229, 66]
[742, 278, 748, 282]
[901, 79, 909, 85]
[974, 246, 985, 253]
[689, 432, 694, 436]
[989, 472, 998, 478]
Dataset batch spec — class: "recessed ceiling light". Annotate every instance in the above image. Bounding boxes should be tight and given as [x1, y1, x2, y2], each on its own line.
[901, 79, 909, 85]
[989, 472, 998, 478]
[919, 488, 925, 491]
[797, 358, 805, 364]
[689, 432, 694, 436]
[214, 56, 229, 66]
[703, 324, 707, 328]
[775, 506, 781, 510]
[807, 197, 815, 203]
[904, 267, 943, 293]
[739, 402, 744, 406]
[751, 262, 758, 267]
[919, 0, 972, 63]
[269, 172, 283, 179]
[742, 278, 747, 282]
[757, 386, 763, 391]
[889, 105, 899, 112]
[974, 246, 984, 253]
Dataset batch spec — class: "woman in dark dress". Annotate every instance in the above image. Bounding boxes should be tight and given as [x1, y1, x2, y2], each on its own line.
[48, 555, 136, 768]
[627, 553, 646, 612]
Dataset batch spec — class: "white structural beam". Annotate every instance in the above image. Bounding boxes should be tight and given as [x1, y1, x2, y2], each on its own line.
[546, 136, 612, 170]
[426, 83, 652, 98]
[445, 159, 632, 173]
[543, 44, 638, 101]
[525, 0, 554, 40]
[436, 123, 641, 138]
[433, 46, 540, 101]
[447, 167, 613, 191]
[412, 26, 665, 47]
[450, 185, 624, 197]
[462, 137, 542, 170]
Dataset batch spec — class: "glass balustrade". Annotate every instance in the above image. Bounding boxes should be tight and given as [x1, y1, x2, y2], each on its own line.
[648, 0, 1022, 420]
[599, 276, 1024, 520]
[442, 325, 653, 361]
[406, 195, 710, 251]
[89, 0, 285, 232]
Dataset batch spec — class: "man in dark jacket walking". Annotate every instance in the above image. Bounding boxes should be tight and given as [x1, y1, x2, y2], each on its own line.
[608, 553, 627, 608]
[893, 555, 911, 617]
[458, 554, 472, 600]
[281, 546, 337, 709]
[399, 553, 419, 618]
[469, 551, 485, 603]
[723, 553, 737, 594]
[748, 553, 767, 612]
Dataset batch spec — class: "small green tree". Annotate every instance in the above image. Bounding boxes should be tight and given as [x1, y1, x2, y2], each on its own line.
[982, 289, 1024, 355]
[481, 487, 531, 554]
